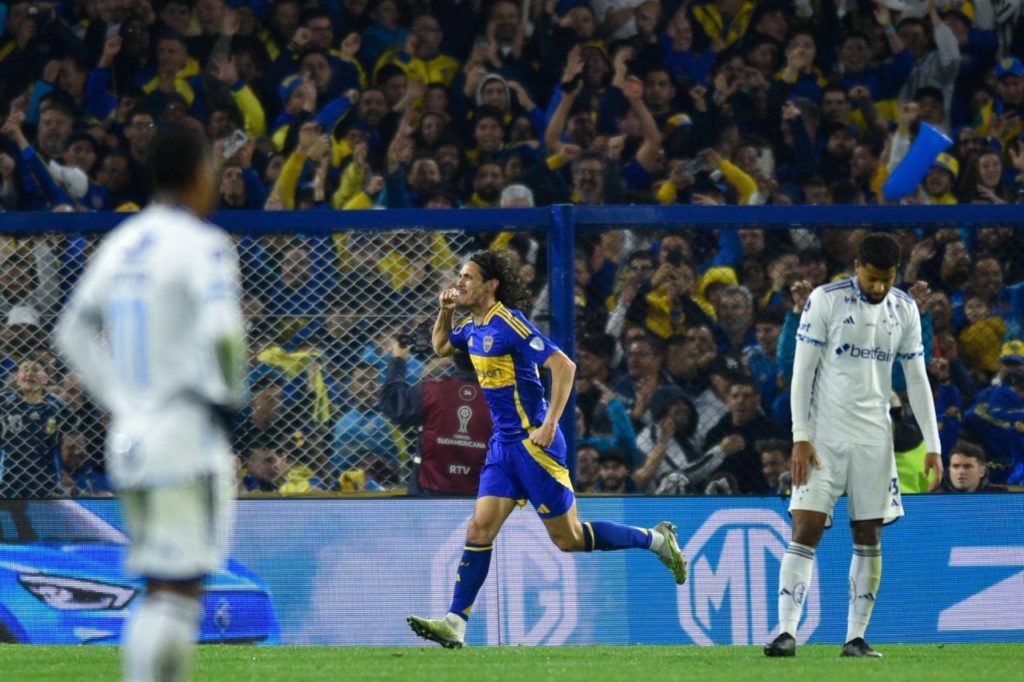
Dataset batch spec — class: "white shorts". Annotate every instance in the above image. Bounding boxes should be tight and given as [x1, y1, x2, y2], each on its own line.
[120, 472, 235, 581]
[788, 437, 903, 526]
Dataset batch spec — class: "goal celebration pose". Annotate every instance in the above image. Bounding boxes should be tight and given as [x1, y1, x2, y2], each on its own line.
[408, 250, 687, 648]
[765, 233, 943, 658]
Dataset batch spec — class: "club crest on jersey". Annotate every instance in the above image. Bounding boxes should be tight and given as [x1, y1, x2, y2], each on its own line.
[483, 336, 494, 352]
[45, 417, 57, 434]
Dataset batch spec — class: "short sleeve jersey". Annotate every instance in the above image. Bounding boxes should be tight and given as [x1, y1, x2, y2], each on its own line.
[796, 277, 923, 446]
[59, 204, 244, 485]
[67, 204, 244, 416]
[449, 302, 558, 442]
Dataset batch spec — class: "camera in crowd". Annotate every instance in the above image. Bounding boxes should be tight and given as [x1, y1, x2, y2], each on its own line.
[398, 321, 433, 358]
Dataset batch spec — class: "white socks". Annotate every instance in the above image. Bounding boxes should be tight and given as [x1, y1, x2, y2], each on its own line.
[122, 591, 201, 682]
[778, 542, 816, 637]
[846, 544, 882, 643]
[648, 528, 666, 554]
[444, 612, 467, 640]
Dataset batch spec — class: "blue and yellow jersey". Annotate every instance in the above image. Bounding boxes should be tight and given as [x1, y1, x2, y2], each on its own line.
[449, 302, 557, 442]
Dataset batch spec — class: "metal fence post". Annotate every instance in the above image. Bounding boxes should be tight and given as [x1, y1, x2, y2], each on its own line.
[547, 203, 577, 481]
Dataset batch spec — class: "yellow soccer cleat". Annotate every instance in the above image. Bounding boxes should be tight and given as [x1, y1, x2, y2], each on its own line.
[654, 521, 687, 585]
[407, 615, 465, 649]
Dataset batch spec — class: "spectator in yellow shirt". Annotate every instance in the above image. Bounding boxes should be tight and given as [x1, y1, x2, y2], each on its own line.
[374, 13, 461, 88]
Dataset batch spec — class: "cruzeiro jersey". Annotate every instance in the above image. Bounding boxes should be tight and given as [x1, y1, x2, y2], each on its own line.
[0, 392, 78, 497]
[796, 276, 923, 446]
[65, 205, 244, 416]
[58, 204, 245, 486]
[449, 302, 557, 442]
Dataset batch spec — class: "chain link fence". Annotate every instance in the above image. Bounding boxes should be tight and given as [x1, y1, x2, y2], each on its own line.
[573, 223, 1024, 495]
[0, 228, 494, 498]
[2, 217, 1023, 499]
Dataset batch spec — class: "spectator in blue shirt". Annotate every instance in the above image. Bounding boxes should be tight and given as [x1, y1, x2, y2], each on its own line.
[963, 347, 1024, 484]
[333, 362, 399, 471]
[745, 305, 785, 411]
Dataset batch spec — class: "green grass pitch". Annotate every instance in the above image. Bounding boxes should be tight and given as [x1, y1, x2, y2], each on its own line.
[1, 644, 1022, 681]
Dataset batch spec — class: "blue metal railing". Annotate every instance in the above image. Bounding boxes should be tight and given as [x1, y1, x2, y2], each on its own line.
[5, 203, 1024, 477]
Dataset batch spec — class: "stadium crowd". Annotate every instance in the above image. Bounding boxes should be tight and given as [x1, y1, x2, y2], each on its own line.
[0, 0, 1022, 497]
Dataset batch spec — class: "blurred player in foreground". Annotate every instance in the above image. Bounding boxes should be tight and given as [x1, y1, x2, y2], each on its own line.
[56, 126, 247, 681]
[765, 233, 942, 659]
[407, 249, 687, 649]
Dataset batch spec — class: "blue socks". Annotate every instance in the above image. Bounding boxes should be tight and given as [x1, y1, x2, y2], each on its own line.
[448, 542, 492, 621]
[582, 521, 653, 552]
[448, 522, 654, 623]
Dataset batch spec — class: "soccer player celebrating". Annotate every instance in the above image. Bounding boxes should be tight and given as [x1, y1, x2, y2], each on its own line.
[56, 126, 247, 681]
[764, 233, 943, 658]
[408, 250, 687, 648]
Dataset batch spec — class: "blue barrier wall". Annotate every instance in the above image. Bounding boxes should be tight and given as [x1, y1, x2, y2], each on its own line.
[69, 495, 1024, 647]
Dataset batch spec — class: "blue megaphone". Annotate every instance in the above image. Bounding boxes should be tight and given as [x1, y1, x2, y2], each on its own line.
[883, 122, 953, 201]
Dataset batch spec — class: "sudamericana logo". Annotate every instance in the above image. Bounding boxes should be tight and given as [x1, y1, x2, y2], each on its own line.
[834, 343, 893, 362]
[431, 513, 577, 645]
[676, 509, 819, 645]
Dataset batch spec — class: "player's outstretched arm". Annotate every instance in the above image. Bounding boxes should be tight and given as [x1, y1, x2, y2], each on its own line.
[432, 288, 459, 357]
[530, 351, 576, 448]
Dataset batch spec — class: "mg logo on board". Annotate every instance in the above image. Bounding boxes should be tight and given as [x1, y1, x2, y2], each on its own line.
[431, 513, 577, 645]
[677, 509, 819, 645]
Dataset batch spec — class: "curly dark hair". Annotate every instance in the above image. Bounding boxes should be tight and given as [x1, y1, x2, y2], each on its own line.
[858, 232, 901, 270]
[469, 249, 531, 311]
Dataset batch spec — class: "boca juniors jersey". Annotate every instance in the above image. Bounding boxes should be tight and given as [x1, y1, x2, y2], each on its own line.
[449, 302, 558, 442]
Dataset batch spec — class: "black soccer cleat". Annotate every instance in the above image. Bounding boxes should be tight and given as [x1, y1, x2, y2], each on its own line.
[841, 637, 883, 658]
[764, 632, 796, 657]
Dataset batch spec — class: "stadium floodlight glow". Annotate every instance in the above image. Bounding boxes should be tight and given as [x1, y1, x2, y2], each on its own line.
[17, 573, 137, 610]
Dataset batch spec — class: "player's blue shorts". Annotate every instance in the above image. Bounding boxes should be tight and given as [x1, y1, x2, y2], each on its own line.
[477, 428, 575, 519]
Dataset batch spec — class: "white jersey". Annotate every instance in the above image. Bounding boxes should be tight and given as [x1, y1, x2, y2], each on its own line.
[792, 277, 924, 447]
[56, 204, 245, 488]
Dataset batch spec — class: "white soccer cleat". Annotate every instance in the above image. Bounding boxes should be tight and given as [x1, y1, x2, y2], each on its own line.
[407, 615, 465, 649]
[654, 521, 687, 585]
